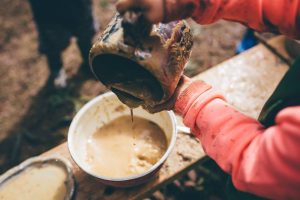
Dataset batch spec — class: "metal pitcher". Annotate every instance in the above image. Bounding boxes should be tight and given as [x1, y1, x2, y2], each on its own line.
[89, 14, 193, 108]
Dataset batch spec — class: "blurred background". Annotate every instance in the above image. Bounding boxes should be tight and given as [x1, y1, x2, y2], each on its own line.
[0, 0, 249, 199]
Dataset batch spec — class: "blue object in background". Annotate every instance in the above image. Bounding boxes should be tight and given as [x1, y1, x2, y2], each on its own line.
[236, 29, 258, 54]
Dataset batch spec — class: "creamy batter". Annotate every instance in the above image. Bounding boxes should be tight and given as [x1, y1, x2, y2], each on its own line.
[86, 116, 167, 178]
[0, 165, 67, 200]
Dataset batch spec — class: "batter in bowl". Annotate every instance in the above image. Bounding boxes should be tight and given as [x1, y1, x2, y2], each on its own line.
[85, 116, 167, 178]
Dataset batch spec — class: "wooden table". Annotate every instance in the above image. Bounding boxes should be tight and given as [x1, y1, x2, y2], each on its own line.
[42, 36, 290, 200]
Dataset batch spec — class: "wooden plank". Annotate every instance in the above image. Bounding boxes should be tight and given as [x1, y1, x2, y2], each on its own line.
[40, 36, 290, 200]
[194, 36, 290, 119]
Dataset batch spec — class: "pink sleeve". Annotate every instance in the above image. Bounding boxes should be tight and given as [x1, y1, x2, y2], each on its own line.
[179, 0, 300, 38]
[174, 81, 300, 199]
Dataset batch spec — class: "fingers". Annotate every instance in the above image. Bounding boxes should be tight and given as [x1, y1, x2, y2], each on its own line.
[144, 98, 174, 113]
[144, 83, 181, 113]
[143, 76, 193, 113]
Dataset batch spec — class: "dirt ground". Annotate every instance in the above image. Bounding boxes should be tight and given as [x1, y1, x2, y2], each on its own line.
[0, 0, 246, 199]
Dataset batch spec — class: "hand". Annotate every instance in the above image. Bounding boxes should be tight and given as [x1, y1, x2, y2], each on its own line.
[116, 0, 164, 23]
[116, 0, 195, 23]
[143, 75, 192, 113]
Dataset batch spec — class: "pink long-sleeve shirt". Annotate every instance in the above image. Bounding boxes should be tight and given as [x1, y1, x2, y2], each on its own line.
[173, 0, 300, 199]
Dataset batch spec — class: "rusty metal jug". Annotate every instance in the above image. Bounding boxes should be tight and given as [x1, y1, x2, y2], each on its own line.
[89, 13, 193, 108]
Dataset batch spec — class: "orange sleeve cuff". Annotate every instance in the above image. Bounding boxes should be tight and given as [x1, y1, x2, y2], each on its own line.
[174, 80, 212, 115]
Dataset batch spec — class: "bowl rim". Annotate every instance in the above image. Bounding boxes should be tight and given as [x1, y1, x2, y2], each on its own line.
[68, 92, 177, 181]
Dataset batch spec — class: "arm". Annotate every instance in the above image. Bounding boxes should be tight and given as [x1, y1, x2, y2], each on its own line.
[175, 81, 300, 199]
[117, 0, 300, 38]
[184, 0, 300, 38]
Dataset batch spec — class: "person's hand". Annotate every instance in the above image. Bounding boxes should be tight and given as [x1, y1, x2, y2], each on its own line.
[116, 0, 163, 23]
[143, 75, 192, 113]
[116, 0, 195, 23]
